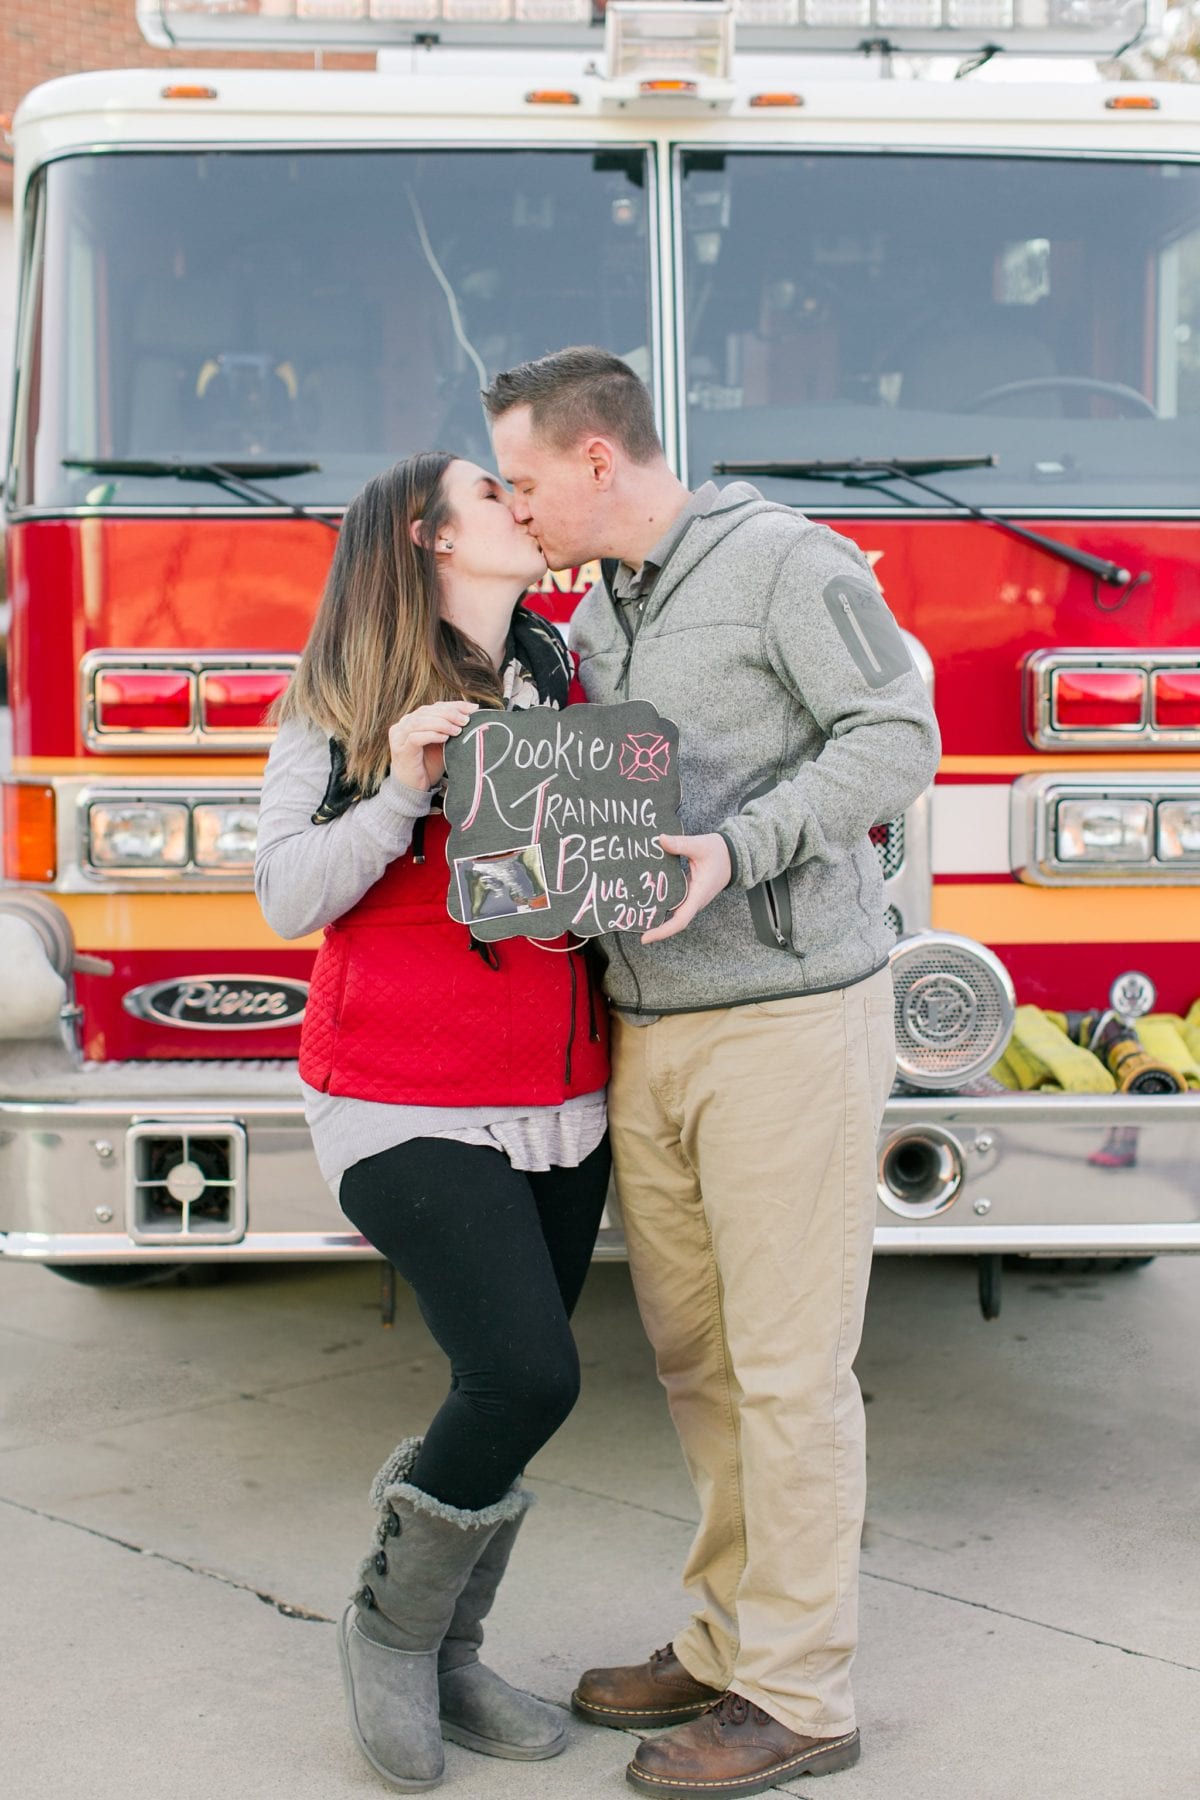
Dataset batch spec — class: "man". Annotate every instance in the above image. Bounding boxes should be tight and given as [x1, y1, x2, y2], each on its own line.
[486, 347, 941, 1797]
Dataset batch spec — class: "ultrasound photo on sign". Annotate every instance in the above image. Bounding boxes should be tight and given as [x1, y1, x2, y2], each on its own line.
[455, 846, 551, 925]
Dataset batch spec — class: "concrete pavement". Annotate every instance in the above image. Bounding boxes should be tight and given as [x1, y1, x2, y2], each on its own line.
[2, 1252, 1198, 1800]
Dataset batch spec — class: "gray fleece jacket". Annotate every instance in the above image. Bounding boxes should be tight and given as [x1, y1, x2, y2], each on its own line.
[572, 482, 941, 1014]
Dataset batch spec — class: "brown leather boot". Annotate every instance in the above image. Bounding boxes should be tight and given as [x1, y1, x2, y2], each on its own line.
[625, 1692, 861, 1796]
[572, 1643, 724, 1729]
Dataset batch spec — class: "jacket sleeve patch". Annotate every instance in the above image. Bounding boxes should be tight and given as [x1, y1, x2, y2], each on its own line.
[822, 576, 913, 689]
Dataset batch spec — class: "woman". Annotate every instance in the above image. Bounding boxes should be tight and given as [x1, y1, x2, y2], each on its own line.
[255, 453, 610, 1792]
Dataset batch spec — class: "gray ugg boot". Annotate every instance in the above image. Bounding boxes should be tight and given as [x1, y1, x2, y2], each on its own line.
[338, 1440, 526, 1791]
[438, 1492, 569, 1761]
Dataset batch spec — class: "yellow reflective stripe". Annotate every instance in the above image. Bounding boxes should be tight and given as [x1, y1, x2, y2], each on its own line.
[54, 893, 320, 951]
[932, 883, 1200, 944]
[53, 884, 1196, 954]
[940, 754, 1200, 774]
[21, 754, 1200, 779]
[12, 756, 266, 776]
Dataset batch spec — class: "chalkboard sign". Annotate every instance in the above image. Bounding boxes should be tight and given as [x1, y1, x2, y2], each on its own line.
[443, 701, 688, 941]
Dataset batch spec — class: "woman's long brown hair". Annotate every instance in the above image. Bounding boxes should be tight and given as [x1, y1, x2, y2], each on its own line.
[275, 453, 505, 794]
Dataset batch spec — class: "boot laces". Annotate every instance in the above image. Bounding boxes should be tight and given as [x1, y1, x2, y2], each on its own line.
[649, 1645, 675, 1666]
[707, 1693, 772, 1729]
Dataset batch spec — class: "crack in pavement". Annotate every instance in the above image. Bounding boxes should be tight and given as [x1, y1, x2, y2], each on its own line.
[0, 1320, 98, 1350]
[0, 1353, 420, 1458]
[7, 1485, 1194, 1694]
[861, 1568, 1200, 1673]
[0, 1493, 611, 1722]
[249, 1353, 422, 1401]
[531, 1471, 697, 1528]
[865, 1523, 957, 1555]
[0, 1493, 331, 1624]
[531, 1483, 1200, 1677]
[0, 1386, 277, 1457]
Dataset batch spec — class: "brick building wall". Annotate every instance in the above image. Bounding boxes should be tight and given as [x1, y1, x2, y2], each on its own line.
[1, 1, 376, 206]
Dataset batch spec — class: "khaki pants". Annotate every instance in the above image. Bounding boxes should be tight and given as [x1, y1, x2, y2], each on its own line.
[609, 967, 896, 1737]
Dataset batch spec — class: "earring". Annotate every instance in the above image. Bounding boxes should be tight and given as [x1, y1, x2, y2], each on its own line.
[438, 539, 454, 552]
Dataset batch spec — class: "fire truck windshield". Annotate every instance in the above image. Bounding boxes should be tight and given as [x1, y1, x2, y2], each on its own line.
[12, 146, 653, 512]
[679, 151, 1200, 512]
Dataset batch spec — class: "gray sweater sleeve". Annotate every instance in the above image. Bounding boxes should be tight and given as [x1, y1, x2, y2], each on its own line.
[254, 718, 434, 940]
[717, 536, 942, 889]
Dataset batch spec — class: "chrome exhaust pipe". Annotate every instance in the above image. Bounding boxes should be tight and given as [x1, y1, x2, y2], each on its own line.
[878, 1125, 966, 1218]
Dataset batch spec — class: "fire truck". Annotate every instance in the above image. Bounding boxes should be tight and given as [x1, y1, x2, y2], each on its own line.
[2, 0, 1199, 1312]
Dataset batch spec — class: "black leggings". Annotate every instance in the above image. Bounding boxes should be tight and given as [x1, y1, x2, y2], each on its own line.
[340, 1134, 611, 1511]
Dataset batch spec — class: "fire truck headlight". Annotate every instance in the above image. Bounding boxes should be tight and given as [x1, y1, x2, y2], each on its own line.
[192, 803, 259, 870]
[88, 803, 190, 868]
[1156, 801, 1200, 862]
[1055, 798, 1153, 863]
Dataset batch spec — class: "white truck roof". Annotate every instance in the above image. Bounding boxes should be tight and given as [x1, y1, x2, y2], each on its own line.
[12, 62, 1200, 214]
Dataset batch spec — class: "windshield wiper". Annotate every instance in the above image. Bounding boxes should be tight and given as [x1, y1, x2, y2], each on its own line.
[716, 455, 999, 479]
[62, 457, 340, 530]
[715, 456, 1146, 593]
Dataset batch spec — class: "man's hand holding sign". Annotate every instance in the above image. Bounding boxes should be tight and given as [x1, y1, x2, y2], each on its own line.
[442, 700, 691, 941]
[639, 831, 732, 944]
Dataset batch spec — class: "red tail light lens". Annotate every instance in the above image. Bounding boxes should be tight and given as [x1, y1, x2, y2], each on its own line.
[1152, 669, 1200, 731]
[200, 669, 291, 732]
[1051, 668, 1145, 731]
[95, 669, 193, 732]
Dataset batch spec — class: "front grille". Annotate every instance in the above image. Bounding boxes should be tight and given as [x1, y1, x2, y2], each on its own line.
[871, 818, 905, 881]
[125, 1122, 247, 1244]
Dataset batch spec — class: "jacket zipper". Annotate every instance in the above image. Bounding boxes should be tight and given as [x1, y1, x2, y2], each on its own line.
[761, 877, 788, 950]
[565, 953, 577, 1085]
[839, 595, 883, 676]
[611, 578, 647, 699]
[613, 932, 645, 1013]
[585, 951, 600, 1043]
[322, 934, 352, 1093]
[618, 598, 646, 699]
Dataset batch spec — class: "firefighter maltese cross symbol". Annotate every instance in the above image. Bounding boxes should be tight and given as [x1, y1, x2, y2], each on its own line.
[619, 732, 671, 783]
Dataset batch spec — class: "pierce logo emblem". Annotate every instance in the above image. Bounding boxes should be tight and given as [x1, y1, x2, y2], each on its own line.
[123, 976, 308, 1030]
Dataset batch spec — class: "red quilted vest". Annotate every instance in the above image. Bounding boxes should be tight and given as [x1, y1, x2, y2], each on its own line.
[298, 810, 609, 1107]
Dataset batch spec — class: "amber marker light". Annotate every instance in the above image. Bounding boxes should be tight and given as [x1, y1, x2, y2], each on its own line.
[639, 79, 698, 94]
[525, 89, 581, 105]
[3, 784, 57, 883]
[1104, 95, 1160, 110]
[749, 93, 803, 108]
[161, 84, 219, 101]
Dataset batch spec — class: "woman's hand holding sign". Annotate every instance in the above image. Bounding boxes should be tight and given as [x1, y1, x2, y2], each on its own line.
[640, 833, 732, 944]
[389, 702, 479, 792]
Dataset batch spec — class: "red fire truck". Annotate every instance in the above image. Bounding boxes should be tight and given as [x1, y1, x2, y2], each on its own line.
[3, 1, 1199, 1310]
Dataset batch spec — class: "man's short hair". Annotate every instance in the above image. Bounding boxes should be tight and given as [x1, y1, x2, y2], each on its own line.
[482, 346, 661, 465]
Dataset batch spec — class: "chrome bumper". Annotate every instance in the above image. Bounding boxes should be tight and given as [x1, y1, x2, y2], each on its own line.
[1, 1084, 1198, 1263]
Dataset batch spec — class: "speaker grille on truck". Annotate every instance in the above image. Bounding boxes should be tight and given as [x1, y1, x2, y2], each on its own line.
[125, 1122, 247, 1244]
